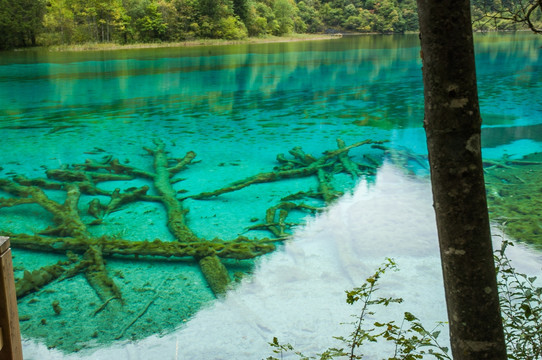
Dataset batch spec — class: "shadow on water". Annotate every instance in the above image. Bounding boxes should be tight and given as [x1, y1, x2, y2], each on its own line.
[482, 123, 542, 148]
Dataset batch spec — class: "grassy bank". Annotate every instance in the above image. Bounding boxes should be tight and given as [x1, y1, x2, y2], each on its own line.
[46, 34, 339, 52]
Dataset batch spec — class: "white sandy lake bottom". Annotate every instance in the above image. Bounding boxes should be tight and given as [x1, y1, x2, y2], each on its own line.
[21, 164, 542, 360]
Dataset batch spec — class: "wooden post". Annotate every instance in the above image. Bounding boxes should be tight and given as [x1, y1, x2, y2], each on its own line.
[0, 236, 23, 360]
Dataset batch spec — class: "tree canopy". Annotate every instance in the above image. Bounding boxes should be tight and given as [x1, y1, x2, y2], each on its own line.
[472, 0, 542, 33]
[1, 0, 540, 50]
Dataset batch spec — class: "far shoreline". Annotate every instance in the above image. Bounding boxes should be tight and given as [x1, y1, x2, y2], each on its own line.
[38, 34, 343, 53]
[12, 30, 527, 54]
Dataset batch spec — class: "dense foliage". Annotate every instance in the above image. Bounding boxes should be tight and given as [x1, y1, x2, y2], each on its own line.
[0, 0, 540, 50]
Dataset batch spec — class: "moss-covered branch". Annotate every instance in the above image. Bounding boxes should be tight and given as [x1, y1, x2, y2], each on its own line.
[4, 233, 276, 260]
[0, 179, 88, 238]
[188, 139, 385, 200]
[317, 167, 342, 204]
[16, 260, 74, 298]
[144, 140, 235, 296]
[104, 186, 151, 216]
[145, 139, 198, 242]
[249, 202, 321, 238]
[1, 139, 389, 303]
[83, 245, 123, 304]
[337, 138, 364, 178]
[15, 254, 89, 298]
[73, 158, 155, 179]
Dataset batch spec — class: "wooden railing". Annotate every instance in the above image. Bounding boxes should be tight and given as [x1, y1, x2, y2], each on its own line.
[0, 236, 23, 360]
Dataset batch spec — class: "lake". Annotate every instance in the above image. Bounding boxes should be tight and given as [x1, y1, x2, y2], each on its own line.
[0, 33, 541, 359]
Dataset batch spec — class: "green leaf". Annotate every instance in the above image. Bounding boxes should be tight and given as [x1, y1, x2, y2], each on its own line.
[404, 312, 417, 322]
[520, 303, 532, 317]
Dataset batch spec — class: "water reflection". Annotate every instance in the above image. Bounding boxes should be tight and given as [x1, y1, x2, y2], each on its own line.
[482, 123, 542, 148]
[0, 32, 541, 355]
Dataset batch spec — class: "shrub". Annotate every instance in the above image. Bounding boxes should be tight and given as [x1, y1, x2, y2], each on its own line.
[215, 16, 248, 40]
[266, 239, 542, 359]
[495, 239, 542, 359]
[266, 259, 450, 360]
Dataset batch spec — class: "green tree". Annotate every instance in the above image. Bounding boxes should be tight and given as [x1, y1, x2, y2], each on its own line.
[136, 0, 168, 41]
[154, 0, 179, 40]
[111, 2, 132, 43]
[373, 0, 402, 32]
[364, 0, 375, 10]
[297, 1, 323, 33]
[245, 2, 269, 36]
[0, 0, 46, 49]
[215, 15, 248, 39]
[273, 0, 296, 35]
[61, 0, 129, 42]
[400, 0, 418, 31]
[20, 0, 47, 46]
[171, 0, 199, 38]
[233, 0, 250, 22]
[319, 2, 343, 27]
[42, 0, 76, 44]
[247, 1, 276, 36]
[0, 0, 18, 49]
[199, 0, 222, 19]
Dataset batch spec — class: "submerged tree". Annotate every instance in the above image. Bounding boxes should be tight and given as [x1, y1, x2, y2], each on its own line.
[0, 137, 391, 349]
[416, 0, 507, 359]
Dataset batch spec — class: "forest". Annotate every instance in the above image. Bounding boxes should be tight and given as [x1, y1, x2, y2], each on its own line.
[0, 0, 540, 50]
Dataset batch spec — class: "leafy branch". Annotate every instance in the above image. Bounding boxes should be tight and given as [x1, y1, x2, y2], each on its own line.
[265, 259, 450, 360]
[266, 237, 542, 360]
[495, 237, 542, 359]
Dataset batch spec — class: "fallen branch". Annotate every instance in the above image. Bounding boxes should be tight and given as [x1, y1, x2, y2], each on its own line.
[4, 233, 277, 261]
[115, 279, 167, 340]
[93, 296, 121, 317]
[188, 139, 385, 200]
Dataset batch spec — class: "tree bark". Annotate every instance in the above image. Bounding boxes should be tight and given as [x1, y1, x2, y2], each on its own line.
[416, 1, 507, 359]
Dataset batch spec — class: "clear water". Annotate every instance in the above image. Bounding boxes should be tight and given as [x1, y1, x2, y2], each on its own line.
[0, 33, 541, 357]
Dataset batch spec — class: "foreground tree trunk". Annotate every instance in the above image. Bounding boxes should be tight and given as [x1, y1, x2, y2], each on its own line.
[416, 1, 507, 359]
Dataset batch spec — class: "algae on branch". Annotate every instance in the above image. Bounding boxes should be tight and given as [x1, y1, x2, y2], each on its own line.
[0, 137, 390, 349]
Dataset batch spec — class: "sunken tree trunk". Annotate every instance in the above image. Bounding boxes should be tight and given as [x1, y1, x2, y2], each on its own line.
[416, 0, 507, 358]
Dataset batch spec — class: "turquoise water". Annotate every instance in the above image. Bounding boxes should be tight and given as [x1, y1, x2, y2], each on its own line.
[0, 33, 541, 354]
